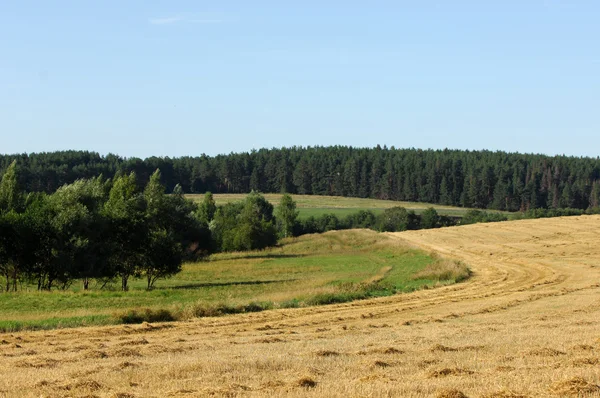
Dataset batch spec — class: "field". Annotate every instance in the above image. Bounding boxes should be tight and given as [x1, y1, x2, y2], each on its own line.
[0, 230, 454, 332]
[2, 216, 600, 397]
[186, 193, 490, 218]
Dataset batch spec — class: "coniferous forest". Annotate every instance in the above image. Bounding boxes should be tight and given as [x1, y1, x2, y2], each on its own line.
[2, 146, 599, 211]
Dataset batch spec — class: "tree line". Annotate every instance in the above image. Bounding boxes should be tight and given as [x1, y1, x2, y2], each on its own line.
[0, 161, 212, 292]
[0, 161, 304, 292]
[2, 147, 600, 211]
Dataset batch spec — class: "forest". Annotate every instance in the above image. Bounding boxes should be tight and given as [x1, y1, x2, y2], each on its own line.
[1, 146, 600, 211]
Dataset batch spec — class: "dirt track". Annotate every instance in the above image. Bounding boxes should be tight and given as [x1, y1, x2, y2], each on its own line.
[1, 216, 600, 397]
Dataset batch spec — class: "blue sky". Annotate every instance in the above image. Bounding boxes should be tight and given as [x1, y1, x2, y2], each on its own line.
[1, 1, 598, 158]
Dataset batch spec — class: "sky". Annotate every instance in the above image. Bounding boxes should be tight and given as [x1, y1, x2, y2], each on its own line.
[1, 1, 599, 158]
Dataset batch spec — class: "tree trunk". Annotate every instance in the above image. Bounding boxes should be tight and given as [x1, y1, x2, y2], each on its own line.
[121, 275, 129, 291]
[83, 278, 89, 290]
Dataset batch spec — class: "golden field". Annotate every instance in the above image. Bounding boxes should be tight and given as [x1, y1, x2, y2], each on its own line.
[1, 216, 600, 397]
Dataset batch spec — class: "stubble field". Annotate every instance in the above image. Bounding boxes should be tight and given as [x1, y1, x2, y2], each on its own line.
[1, 216, 600, 397]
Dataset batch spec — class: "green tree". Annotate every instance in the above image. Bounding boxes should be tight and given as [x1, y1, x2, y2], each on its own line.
[589, 181, 600, 209]
[22, 194, 65, 290]
[491, 179, 510, 210]
[343, 210, 377, 229]
[142, 229, 182, 289]
[143, 169, 207, 287]
[0, 212, 17, 291]
[212, 192, 277, 252]
[420, 207, 440, 229]
[377, 207, 417, 232]
[144, 169, 165, 217]
[49, 177, 109, 290]
[103, 172, 147, 291]
[560, 183, 574, 208]
[197, 192, 217, 224]
[0, 161, 23, 214]
[276, 193, 298, 238]
[439, 176, 451, 205]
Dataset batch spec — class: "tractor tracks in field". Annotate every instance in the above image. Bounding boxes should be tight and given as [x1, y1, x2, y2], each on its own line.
[182, 216, 600, 338]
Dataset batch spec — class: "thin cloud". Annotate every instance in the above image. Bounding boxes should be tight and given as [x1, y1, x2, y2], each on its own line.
[148, 13, 224, 26]
[189, 19, 223, 24]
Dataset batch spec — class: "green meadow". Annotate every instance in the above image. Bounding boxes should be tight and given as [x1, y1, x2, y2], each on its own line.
[0, 230, 468, 332]
[188, 193, 489, 219]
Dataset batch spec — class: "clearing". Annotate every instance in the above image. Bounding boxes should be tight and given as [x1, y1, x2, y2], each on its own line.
[186, 193, 491, 218]
[1, 216, 600, 397]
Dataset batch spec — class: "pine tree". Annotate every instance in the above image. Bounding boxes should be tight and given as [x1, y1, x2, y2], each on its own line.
[560, 183, 574, 208]
[491, 179, 509, 210]
[439, 176, 451, 205]
[589, 181, 600, 209]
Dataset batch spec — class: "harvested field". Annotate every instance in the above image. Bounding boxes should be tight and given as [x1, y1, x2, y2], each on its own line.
[1, 216, 600, 397]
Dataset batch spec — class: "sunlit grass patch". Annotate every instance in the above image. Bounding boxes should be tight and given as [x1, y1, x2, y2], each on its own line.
[0, 229, 469, 330]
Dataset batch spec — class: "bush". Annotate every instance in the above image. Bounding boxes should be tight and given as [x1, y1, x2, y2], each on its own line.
[305, 292, 361, 306]
[211, 192, 277, 252]
[420, 207, 440, 229]
[521, 207, 584, 219]
[182, 300, 274, 319]
[342, 210, 377, 229]
[376, 207, 418, 232]
[279, 298, 302, 308]
[461, 210, 508, 225]
[116, 308, 177, 324]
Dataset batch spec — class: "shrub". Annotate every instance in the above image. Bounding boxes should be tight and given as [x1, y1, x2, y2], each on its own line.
[461, 210, 508, 225]
[279, 298, 302, 308]
[181, 300, 274, 319]
[376, 207, 419, 232]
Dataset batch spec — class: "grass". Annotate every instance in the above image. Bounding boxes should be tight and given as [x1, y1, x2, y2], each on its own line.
[0, 315, 114, 332]
[186, 193, 504, 219]
[0, 229, 469, 331]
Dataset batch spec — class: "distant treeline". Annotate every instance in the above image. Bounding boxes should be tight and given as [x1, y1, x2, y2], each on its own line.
[2, 146, 600, 211]
[296, 206, 600, 236]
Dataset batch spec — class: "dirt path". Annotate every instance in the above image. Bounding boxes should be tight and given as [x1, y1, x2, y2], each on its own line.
[1, 217, 600, 397]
